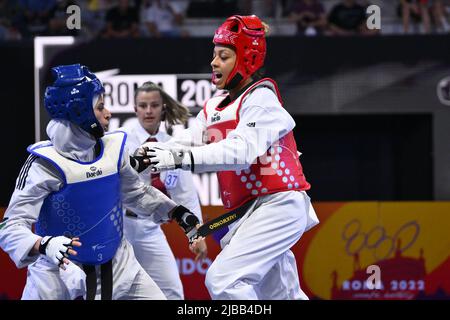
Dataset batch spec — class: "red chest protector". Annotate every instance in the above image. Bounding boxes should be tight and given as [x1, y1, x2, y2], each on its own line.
[204, 78, 310, 210]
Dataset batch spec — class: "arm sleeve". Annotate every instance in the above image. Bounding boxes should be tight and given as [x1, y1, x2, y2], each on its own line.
[190, 87, 296, 173]
[166, 170, 202, 223]
[120, 149, 178, 224]
[171, 111, 207, 147]
[0, 157, 62, 268]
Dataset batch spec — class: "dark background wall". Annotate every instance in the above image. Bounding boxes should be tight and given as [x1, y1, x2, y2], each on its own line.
[295, 114, 432, 201]
[0, 40, 34, 207]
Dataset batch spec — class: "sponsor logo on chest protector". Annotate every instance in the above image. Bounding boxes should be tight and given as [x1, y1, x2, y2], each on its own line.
[211, 112, 221, 123]
[86, 166, 103, 178]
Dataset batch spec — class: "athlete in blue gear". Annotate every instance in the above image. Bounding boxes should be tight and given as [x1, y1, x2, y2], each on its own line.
[0, 64, 199, 300]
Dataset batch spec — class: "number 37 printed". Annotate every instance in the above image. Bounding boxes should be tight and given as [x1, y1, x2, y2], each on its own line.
[165, 172, 179, 189]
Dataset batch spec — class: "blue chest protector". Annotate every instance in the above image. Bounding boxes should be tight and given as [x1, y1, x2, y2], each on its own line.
[28, 131, 127, 265]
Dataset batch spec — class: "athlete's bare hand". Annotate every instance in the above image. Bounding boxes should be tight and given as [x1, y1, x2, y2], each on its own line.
[190, 237, 207, 262]
[61, 237, 82, 269]
[189, 224, 207, 261]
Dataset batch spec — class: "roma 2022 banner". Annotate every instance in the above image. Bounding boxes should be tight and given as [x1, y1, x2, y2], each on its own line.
[1, 203, 449, 299]
[297, 202, 450, 300]
[163, 202, 450, 300]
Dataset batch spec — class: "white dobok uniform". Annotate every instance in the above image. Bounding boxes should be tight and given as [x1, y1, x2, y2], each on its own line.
[174, 78, 320, 300]
[121, 124, 202, 300]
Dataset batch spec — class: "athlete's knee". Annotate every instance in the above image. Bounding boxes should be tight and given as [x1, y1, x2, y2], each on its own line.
[22, 282, 40, 300]
[206, 275, 256, 299]
[162, 286, 184, 300]
[205, 262, 218, 293]
[206, 263, 254, 299]
[205, 261, 228, 297]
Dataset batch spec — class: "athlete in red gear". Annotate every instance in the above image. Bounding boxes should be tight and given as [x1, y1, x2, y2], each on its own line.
[141, 15, 319, 300]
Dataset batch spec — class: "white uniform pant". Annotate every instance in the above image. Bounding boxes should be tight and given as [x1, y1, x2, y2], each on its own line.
[123, 216, 184, 300]
[205, 191, 318, 300]
[22, 238, 166, 300]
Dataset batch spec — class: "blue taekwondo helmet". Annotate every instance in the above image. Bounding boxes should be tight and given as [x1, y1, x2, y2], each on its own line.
[44, 64, 105, 139]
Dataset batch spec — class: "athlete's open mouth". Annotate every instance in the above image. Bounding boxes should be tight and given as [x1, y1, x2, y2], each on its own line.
[212, 71, 223, 84]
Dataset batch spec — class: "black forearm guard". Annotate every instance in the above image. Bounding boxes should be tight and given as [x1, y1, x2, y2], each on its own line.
[171, 205, 200, 233]
[129, 155, 149, 173]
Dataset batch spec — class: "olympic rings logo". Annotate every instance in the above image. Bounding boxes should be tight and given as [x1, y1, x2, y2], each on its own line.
[341, 219, 420, 260]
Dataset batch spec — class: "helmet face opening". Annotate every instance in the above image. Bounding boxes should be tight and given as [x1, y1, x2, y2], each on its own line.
[44, 64, 105, 139]
[213, 15, 266, 89]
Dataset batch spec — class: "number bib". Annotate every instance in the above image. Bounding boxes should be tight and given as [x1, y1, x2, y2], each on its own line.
[164, 170, 179, 189]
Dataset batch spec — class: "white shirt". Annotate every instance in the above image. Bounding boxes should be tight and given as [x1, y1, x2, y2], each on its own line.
[121, 122, 202, 221]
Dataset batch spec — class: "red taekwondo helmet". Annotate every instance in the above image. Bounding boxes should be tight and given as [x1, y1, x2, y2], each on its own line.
[213, 15, 266, 89]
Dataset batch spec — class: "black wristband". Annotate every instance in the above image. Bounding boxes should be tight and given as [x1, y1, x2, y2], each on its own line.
[130, 155, 148, 173]
[184, 213, 200, 226]
[171, 205, 189, 222]
[38, 236, 53, 255]
[171, 205, 199, 231]
[189, 151, 194, 173]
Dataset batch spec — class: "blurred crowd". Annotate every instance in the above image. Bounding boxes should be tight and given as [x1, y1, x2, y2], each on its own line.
[0, 0, 449, 40]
